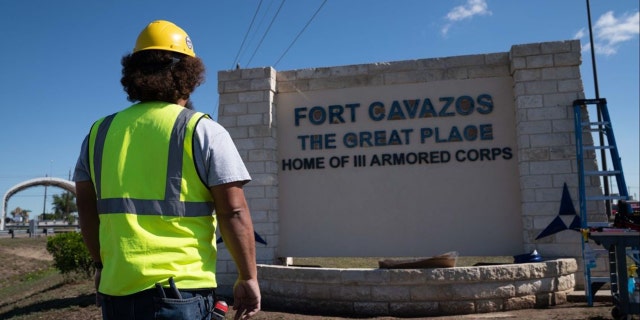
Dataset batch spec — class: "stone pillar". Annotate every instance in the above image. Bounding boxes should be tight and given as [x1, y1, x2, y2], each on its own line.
[216, 67, 279, 295]
[511, 40, 604, 288]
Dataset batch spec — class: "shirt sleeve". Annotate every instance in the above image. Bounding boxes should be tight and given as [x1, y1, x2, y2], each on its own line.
[73, 135, 92, 182]
[194, 117, 251, 187]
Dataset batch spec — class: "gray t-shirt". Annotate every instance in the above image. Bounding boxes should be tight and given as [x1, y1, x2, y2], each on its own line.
[74, 116, 251, 187]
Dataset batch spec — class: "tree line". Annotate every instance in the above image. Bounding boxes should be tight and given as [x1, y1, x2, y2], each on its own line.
[8, 191, 78, 224]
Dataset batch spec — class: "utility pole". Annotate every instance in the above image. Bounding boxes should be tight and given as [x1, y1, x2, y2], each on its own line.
[585, 0, 612, 217]
[65, 170, 71, 222]
[42, 174, 47, 221]
[42, 160, 53, 222]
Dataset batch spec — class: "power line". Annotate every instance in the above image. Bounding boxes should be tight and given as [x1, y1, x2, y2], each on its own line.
[232, 0, 276, 69]
[231, 0, 263, 69]
[243, 0, 277, 64]
[246, 0, 287, 67]
[274, 0, 327, 67]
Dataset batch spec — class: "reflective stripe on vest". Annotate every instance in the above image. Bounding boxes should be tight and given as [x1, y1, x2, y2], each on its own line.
[90, 103, 213, 217]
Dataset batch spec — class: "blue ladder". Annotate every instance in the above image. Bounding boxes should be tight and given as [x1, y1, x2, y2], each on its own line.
[573, 98, 630, 306]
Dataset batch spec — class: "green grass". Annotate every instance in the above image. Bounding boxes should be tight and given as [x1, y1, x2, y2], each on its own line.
[0, 268, 60, 299]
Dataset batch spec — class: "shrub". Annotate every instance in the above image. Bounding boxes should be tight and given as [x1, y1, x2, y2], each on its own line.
[46, 232, 94, 280]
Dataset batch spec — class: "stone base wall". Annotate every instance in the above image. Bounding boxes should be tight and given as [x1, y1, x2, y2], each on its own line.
[257, 258, 577, 317]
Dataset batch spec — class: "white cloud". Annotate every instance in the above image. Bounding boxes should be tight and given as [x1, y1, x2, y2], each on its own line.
[577, 10, 639, 56]
[447, 0, 491, 21]
[441, 0, 492, 36]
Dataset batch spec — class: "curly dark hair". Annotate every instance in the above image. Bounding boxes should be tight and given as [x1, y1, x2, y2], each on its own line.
[120, 50, 205, 103]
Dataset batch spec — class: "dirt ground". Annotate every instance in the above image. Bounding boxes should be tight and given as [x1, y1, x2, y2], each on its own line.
[224, 301, 619, 320]
[42, 301, 617, 320]
[0, 236, 632, 320]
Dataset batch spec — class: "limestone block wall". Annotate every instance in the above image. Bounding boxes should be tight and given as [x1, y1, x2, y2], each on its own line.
[216, 67, 279, 295]
[257, 258, 577, 317]
[216, 40, 601, 293]
[510, 41, 606, 287]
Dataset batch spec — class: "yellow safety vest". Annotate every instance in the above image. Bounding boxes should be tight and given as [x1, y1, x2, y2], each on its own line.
[88, 101, 216, 296]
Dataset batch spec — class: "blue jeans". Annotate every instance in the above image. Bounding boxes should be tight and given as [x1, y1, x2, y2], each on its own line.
[100, 288, 216, 320]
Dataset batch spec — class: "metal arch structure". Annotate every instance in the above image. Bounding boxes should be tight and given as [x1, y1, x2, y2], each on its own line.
[2, 177, 75, 231]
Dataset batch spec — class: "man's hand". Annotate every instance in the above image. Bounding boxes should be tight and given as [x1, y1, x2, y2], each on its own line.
[232, 278, 260, 319]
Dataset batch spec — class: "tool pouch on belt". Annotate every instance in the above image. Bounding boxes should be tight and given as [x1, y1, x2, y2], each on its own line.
[154, 296, 208, 320]
[153, 277, 214, 320]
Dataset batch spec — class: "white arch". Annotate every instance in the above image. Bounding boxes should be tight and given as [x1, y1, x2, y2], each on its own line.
[2, 177, 75, 230]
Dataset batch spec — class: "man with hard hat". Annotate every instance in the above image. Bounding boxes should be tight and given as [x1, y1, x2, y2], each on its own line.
[74, 20, 260, 320]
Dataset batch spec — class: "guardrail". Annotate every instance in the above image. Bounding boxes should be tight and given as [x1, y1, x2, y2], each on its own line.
[0, 225, 79, 238]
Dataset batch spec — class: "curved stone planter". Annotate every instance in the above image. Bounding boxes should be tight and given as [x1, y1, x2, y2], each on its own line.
[257, 258, 577, 317]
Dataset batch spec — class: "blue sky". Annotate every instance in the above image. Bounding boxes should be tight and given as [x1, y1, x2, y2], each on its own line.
[0, 0, 638, 217]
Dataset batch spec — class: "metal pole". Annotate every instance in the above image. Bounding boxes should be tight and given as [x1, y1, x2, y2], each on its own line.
[42, 174, 48, 221]
[586, 0, 611, 217]
[586, 0, 600, 99]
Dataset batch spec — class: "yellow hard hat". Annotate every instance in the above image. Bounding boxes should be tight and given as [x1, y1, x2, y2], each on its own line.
[133, 20, 195, 57]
